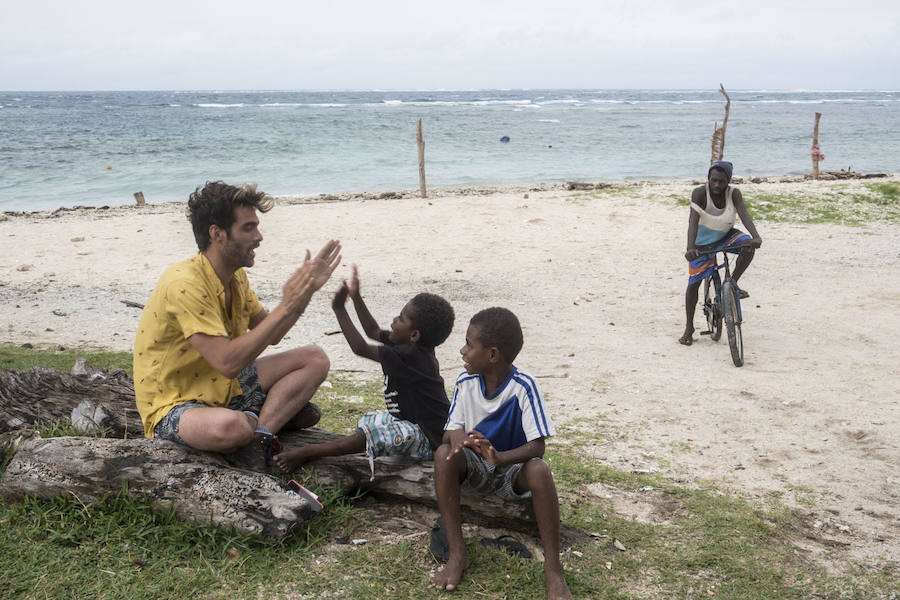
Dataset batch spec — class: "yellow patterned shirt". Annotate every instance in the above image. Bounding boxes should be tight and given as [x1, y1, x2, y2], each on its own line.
[134, 253, 264, 437]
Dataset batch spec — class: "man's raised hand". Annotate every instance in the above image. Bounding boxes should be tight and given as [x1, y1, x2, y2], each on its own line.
[282, 263, 315, 314]
[305, 240, 342, 291]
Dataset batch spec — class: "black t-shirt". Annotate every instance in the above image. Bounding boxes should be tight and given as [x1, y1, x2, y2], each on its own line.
[377, 330, 450, 450]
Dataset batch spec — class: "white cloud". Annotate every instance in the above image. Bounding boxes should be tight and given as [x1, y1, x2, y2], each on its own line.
[1, 0, 897, 89]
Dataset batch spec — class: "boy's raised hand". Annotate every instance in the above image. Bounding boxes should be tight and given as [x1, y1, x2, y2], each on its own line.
[332, 281, 349, 310]
[348, 264, 361, 299]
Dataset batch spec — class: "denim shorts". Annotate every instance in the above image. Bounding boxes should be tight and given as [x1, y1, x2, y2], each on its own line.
[461, 447, 532, 501]
[153, 362, 265, 444]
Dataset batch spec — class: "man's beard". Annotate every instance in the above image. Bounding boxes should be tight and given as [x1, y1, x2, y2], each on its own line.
[224, 238, 256, 268]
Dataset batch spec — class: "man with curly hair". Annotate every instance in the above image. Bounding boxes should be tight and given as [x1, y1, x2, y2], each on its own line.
[134, 181, 341, 469]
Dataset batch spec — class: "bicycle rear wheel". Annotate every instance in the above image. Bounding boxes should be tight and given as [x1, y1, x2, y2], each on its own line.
[703, 277, 722, 341]
[723, 281, 744, 367]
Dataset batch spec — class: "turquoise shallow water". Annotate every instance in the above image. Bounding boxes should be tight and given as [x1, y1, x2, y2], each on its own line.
[1, 89, 898, 211]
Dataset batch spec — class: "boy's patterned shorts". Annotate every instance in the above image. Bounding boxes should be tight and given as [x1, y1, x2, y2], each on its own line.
[461, 447, 532, 502]
[357, 410, 433, 460]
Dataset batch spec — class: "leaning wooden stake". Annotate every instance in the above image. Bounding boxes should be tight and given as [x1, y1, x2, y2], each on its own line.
[416, 119, 427, 198]
[811, 112, 824, 179]
[710, 84, 731, 163]
[133, 191, 145, 206]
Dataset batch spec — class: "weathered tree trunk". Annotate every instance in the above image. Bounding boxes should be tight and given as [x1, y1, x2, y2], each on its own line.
[0, 367, 140, 437]
[1, 368, 588, 544]
[710, 84, 731, 163]
[1, 436, 321, 541]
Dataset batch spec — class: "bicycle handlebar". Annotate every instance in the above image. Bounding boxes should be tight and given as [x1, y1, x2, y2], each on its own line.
[694, 242, 753, 256]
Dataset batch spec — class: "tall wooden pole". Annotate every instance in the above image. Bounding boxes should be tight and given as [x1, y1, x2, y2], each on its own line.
[416, 119, 426, 198]
[811, 112, 824, 179]
[710, 83, 731, 163]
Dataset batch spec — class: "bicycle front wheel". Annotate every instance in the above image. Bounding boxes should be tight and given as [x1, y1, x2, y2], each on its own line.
[703, 277, 722, 341]
[723, 281, 744, 367]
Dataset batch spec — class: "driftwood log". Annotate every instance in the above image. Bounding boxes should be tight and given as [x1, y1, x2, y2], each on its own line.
[1, 436, 322, 541]
[0, 367, 587, 544]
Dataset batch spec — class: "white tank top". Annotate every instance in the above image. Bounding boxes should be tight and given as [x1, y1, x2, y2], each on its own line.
[691, 184, 736, 246]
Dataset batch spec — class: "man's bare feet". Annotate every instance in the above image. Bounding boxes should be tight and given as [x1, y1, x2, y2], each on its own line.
[432, 555, 470, 591]
[679, 327, 694, 346]
[273, 447, 313, 473]
[544, 566, 574, 600]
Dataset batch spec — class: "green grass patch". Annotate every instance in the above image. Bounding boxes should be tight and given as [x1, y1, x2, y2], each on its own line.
[312, 373, 385, 433]
[1, 348, 896, 599]
[733, 184, 898, 225]
[862, 181, 900, 204]
[0, 343, 133, 377]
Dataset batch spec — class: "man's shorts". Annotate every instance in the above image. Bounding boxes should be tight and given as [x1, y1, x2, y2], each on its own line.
[356, 410, 433, 461]
[153, 362, 266, 444]
[688, 228, 752, 284]
[461, 447, 532, 502]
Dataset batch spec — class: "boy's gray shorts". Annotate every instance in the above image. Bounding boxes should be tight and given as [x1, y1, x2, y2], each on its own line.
[153, 362, 265, 444]
[461, 447, 532, 501]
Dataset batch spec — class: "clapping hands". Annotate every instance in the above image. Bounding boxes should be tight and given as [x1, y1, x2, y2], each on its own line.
[449, 430, 500, 467]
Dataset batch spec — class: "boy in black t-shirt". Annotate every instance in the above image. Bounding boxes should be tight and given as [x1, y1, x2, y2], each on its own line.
[275, 266, 454, 475]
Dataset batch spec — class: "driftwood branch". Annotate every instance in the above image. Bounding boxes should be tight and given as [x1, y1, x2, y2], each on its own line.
[0, 367, 140, 437]
[0, 367, 588, 545]
[1, 436, 321, 541]
[710, 84, 731, 163]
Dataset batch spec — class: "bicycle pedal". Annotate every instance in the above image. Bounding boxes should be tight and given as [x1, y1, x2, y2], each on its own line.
[700, 331, 712, 336]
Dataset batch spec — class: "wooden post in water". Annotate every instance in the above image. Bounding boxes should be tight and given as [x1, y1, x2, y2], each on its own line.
[133, 191, 146, 206]
[416, 119, 427, 198]
[811, 112, 824, 179]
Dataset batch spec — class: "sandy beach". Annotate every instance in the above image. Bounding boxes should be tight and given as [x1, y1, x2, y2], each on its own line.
[2, 177, 898, 566]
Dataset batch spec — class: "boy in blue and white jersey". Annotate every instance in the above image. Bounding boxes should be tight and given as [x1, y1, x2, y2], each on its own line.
[432, 307, 572, 600]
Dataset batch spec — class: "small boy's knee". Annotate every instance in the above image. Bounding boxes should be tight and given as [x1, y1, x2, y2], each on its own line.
[433, 443, 453, 464]
[523, 457, 552, 481]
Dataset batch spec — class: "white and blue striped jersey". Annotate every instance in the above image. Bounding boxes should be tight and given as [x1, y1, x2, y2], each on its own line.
[445, 366, 555, 452]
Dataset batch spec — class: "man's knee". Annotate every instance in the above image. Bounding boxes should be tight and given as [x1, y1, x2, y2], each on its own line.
[211, 412, 255, 446]
[295, 345, 330, 380]
[180, 408, 254, 450]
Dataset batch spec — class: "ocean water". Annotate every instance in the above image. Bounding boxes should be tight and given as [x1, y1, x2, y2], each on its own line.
[1, 89, 898, 211]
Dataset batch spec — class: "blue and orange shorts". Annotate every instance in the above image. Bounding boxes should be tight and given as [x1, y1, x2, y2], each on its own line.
[688, 229, 751, 284]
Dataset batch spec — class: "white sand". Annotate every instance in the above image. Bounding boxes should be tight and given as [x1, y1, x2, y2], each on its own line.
[2, 178, 898, 565]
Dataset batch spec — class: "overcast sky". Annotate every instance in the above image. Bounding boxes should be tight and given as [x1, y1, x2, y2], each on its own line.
[2, 0, 898, 91]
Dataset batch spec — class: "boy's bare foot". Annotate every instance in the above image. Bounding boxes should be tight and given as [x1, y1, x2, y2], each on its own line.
[544, 566, 573, 600]
[273, 447, 313, 473]
[678, 327, 694, 346]
[432, 555, 470, 591]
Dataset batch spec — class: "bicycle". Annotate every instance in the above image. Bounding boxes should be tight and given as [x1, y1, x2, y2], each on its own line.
[698, 243, 750, 367]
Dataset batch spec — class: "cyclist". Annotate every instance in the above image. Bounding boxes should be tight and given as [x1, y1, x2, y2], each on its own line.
[680, 161, 762, 346]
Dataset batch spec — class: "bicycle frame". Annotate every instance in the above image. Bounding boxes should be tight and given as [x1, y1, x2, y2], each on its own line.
[699, 243, 749, 366]
[701, 245, 745, 324]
